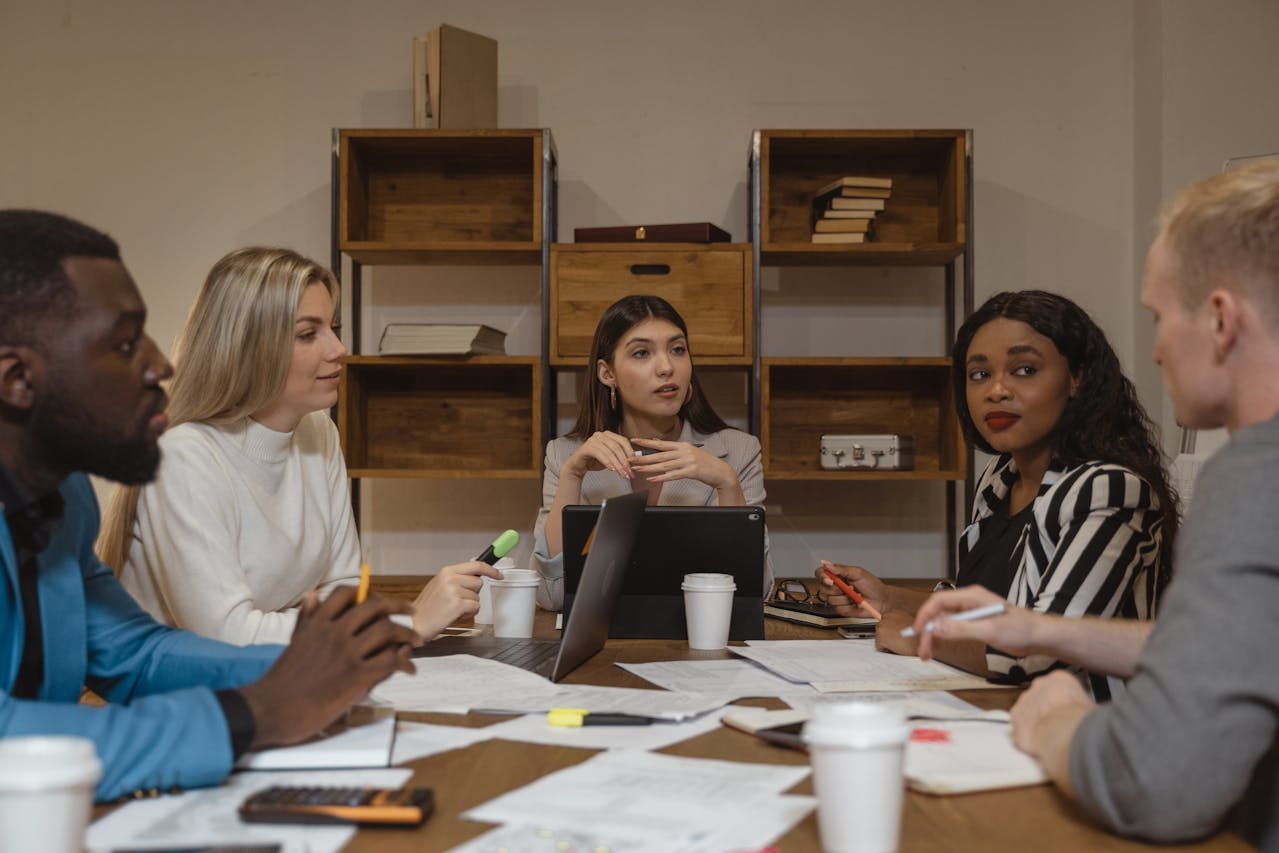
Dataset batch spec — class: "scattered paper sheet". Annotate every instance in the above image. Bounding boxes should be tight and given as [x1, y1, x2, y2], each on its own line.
[235, 714, 396, 770]
[783, 690, 1010, 721]
[617, 659, 818, 698]
[392, 720, 497, 765]
[479, 705, 737, 751]
[734, 640, 1000, 692]
[370, 654, 562, 713]
[447, 823, 661, 853]
[87, 768, 411, 853]
[463, 750, 813, 852]
[905, 720, 1048, 794]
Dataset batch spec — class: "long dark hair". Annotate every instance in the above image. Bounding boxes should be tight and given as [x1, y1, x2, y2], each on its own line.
[952, 290, 1178, 589]
[568, 294, 729, 439]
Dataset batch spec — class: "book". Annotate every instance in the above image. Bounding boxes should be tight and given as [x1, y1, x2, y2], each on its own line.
[816, 186, 893, 202]
[814, 175, 894, 196]
[573, 222, 731, 243]
[378, 323, 507, 355]
[814, 218, 874, 234]
[825, 197, 886, 212]
[810, 232, 867, 244]
[764, 599, 878, 629]
[819, 208, 880, 220]
[236, 715, 396, 770]
[412, 24, 497, 129]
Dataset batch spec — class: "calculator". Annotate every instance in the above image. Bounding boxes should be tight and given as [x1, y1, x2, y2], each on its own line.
[238, 785, 434, 826]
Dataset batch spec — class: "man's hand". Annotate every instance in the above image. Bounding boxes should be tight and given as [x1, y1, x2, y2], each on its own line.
[914, 586, 1037, 662]
[239, 586, 416, 749]
[412, 561, 503, 641]
[815, 561, 889, 617]
[1008, 670, 1095, 794]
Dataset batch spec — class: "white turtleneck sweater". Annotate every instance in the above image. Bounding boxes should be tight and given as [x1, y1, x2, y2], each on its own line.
[119, 411, 361, 645]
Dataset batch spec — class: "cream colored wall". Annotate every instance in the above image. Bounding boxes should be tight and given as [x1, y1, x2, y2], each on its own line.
[2, 1, 1275, 577]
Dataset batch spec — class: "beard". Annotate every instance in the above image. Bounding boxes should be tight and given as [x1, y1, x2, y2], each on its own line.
[27, 383, 163, 486]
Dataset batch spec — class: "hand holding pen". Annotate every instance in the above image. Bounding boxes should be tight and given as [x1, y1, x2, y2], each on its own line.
[817, 560, 885, 622]
[912, 585, 1034, 663]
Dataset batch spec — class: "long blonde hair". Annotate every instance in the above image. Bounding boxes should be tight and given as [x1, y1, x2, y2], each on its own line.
[97, 247, 340, 570]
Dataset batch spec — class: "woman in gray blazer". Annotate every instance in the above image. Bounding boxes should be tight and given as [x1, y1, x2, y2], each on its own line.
[531, 295, 768, 610]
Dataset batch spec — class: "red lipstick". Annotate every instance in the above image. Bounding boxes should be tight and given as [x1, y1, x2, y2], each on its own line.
[984, 411, 1020, 431]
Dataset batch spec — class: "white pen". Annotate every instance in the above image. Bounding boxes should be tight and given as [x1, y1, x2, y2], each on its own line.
[900, 602, 1006, 638]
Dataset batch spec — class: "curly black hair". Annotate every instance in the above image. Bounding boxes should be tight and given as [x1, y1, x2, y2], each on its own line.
[0, 210, 119, 346]
[952, 290, 1178, 590]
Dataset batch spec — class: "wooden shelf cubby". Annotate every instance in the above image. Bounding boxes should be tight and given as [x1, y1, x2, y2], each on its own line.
[760, 358, 965, 481]
[338, 129, 547, 264]
[549, 243, 753, 366]
[338, 356, 541, 479]
[758, 129, 966, 265]
[332, 128, 556, 485]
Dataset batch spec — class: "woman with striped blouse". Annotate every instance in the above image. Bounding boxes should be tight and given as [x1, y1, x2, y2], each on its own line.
[819, 290, 1178, 699]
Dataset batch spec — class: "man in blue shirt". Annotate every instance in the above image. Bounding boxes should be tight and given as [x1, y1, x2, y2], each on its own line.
[0, 209, 416, 800]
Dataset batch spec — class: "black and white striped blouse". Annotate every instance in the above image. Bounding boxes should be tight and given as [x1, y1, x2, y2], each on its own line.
[958, 455, 1165, 700]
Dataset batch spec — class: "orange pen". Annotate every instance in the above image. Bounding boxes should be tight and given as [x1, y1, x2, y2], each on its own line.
[822, 564, 883, 622]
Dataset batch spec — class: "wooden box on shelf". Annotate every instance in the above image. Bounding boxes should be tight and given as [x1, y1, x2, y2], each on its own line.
[758, 129, 967, 266]
[338, 129, 546, 264]
[549, 243, 753, 366]
[338, 356, 541, 478]
[760, 358, 965, 480]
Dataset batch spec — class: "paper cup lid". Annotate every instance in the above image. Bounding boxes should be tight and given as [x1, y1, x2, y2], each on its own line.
[0, 736, 102, 791]
[681, 572, 736, 590]
[803, 702, 910, 750]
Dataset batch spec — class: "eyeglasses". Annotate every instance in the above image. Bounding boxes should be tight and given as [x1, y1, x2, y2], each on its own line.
[771, 579, 828, 604]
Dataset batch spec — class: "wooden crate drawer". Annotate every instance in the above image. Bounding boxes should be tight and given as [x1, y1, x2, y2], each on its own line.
[338, 356, 541, 478]
[761, 358, 966, 481]
[549, 244, 752, 366]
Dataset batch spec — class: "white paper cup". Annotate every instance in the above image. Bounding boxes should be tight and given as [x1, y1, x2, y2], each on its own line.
[490, 568, 540, 638]
[475, 556, 517, 625]
[681, 572, 736, 650]
[803, 702, 910, 853]
[0, 735, 101, 853]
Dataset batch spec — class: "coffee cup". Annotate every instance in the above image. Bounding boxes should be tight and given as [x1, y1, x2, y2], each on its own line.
[803, 702, 910, 853]
[0, 735, 102, 853]
[474, 556, 516, 625]
[490, 567, 540, 638]
[681, 572, 736, 650]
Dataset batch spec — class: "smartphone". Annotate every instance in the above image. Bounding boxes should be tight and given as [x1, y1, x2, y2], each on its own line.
[238, 785, 434, 826]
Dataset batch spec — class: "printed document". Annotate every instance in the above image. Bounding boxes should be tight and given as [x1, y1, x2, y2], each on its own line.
[617, 659, 818, 698]
[733, 640, 1000, 692]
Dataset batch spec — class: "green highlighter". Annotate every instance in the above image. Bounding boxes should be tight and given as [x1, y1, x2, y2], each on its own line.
[474, 529, 519, 565]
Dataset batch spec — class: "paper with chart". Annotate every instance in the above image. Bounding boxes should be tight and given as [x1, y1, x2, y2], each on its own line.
[617, 659, 818, 698]
[732, 640, 1001, 692]
[87, 767, 411, 853]
[464, 749, 814, 853]
[905, 720, 1048, 794]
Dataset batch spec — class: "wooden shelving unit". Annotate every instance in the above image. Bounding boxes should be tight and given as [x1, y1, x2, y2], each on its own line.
[749, 128, 974, 569]
[331, 129, 556, 492]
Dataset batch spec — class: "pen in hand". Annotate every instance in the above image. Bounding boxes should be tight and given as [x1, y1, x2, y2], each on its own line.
[356, 561, 371, 604]
[475, 529, 520, 565]
[900, 602, 1006, 638]
[821, 563, 883, 622]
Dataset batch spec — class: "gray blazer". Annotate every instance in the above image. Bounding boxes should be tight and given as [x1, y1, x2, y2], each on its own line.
[530, 422, 771, 609]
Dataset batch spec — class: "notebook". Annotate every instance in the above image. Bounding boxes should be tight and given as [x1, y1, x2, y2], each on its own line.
[562, 505, 766, 640]
[414, 490, 646, 682]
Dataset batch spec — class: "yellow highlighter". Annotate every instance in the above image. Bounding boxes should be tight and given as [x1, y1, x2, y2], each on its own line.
[547, 708, 657, 727]
[356, 561, 371, 604]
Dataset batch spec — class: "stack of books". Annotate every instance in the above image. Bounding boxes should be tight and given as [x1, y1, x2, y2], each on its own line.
[378, 323, 507, 355]
[810, 176, 892, 244]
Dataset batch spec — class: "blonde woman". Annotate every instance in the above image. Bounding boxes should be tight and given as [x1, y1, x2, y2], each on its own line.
[99, 248, 498, 645]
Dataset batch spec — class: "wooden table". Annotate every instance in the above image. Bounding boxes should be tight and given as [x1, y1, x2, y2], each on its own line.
[351, 578, 1249, 852]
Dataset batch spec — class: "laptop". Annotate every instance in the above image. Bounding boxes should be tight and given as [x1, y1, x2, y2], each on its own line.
[562, 505, 766, 640]
[413, 490, 645, 682]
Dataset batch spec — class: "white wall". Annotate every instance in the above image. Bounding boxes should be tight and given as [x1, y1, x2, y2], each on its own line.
[3, 1, 1276, 577]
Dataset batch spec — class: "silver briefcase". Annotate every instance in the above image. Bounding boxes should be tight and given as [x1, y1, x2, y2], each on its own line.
[819, 434, 915, 470]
